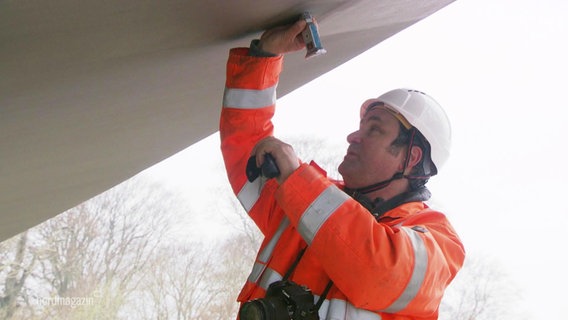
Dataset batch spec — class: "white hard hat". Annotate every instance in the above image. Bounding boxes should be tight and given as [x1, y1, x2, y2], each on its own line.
[360, 89, 452, 172]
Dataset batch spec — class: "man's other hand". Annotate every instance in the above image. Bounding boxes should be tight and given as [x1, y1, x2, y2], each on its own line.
[251, 137, 300, 185]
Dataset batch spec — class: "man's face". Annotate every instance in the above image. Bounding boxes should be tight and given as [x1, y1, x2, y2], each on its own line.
[338, 106, 406, 189]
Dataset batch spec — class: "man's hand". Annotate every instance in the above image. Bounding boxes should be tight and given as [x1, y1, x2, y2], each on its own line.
[251, 137, 300, 184]
[258, 19, 308, 55]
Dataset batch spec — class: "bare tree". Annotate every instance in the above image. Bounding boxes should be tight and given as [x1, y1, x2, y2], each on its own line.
[439, 253, 529, 320]
[206, 233, 261, 319]
[1, 175, 178, 319]
[0, 231, 36, 319]
[133, 241, 221, 320]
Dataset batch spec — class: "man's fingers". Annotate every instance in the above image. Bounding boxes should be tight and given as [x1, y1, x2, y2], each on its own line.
[252, 137, 286, 167]
[290, 19, 307, 36]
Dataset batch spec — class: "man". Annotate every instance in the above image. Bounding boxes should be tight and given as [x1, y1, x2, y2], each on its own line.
[220, 17, 464, 320]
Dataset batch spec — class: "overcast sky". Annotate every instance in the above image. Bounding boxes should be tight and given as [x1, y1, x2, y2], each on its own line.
[147, 0, 568, 318]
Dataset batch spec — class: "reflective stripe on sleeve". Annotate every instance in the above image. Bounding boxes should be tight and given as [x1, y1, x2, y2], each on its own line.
[246, 218, 289, 284]
[382, 226, 429, 313]
[258, 267, 283, 291]
[223, 86, 277, 109]
[317, 298, 382, 320]
[298, 185, 350, 244]
[247, 261, 266, 285]
[237, 179, 264, 213]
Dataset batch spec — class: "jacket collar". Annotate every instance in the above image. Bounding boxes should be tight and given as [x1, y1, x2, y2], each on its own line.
[348, 186, 431, 221]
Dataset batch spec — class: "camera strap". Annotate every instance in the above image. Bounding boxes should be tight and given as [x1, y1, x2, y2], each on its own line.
[315, 280, 334, 310]
[284, 247, 334, 312]
[283, 247, 307, 281]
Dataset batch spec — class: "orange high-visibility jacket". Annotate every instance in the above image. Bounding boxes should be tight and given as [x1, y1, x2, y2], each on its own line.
[220, 48, 465, 320]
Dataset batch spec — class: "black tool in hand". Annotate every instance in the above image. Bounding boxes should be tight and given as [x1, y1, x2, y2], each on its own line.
[246, 154, 280, 182]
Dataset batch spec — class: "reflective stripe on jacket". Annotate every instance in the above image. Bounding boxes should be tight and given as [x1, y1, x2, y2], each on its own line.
[220, 48, 465, 320]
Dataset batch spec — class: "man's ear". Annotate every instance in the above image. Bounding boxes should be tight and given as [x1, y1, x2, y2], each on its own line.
[405, 146, 423, 173]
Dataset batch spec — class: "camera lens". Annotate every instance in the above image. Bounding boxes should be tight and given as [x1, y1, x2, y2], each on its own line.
[239, 300, 266, 320]
[239, 298, 291, 320]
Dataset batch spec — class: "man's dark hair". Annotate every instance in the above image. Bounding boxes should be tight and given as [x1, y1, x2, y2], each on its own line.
[390, 123, 437, 189]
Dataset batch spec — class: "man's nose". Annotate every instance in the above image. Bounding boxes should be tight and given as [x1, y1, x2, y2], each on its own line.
[347, 130, 362, 144]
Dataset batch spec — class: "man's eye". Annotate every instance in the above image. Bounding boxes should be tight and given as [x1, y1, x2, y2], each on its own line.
[369, 126, 382, 133]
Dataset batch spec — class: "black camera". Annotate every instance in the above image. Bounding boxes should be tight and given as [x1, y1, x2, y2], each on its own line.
[239, 280, 319, 320]
[246, 154, 280, 182]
